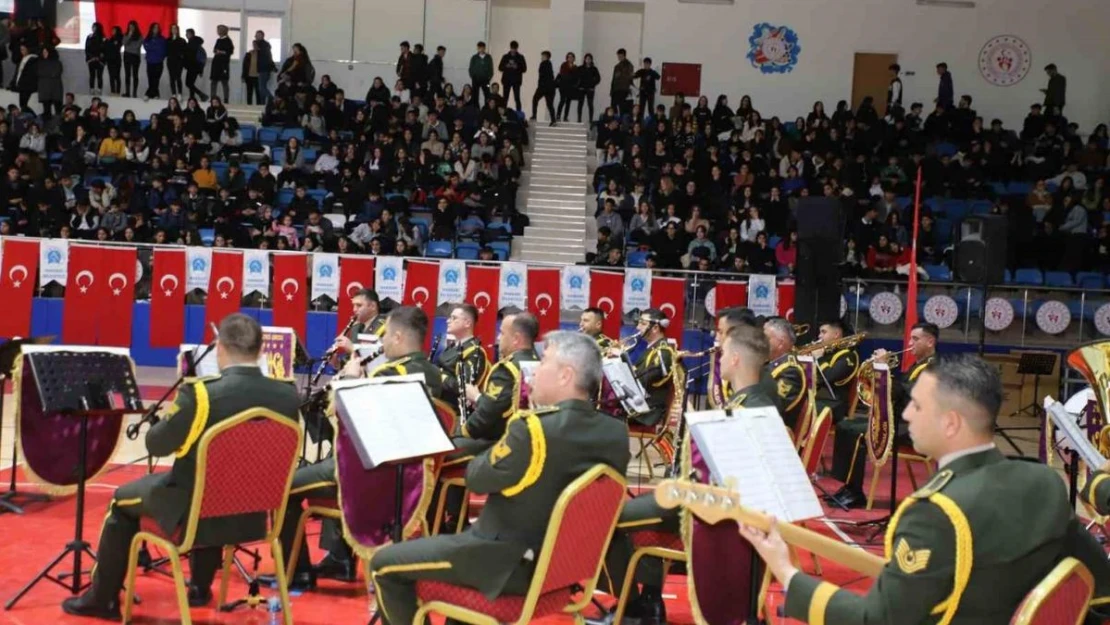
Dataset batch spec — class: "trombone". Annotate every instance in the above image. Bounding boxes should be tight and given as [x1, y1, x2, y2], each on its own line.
[681, 346, 721, 376]
[793, 332, 867, 356]
[792, 323, 810, 337]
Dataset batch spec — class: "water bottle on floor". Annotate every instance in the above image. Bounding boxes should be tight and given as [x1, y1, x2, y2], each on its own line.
[267, 596, 282, 623]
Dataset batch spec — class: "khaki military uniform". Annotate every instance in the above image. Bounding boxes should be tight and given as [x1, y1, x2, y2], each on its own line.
[434, 336, 490, 407]
[815, 346, 860, 423]
[280, 352, 444, 571]
[454, 347, 538, 453]
[832, 355, 932, 491]
[632, 338, 677, 427]
[604, 384, 775, 607]
[786, 447, 1110, 624]
[766, 353, 806, 430]
[369, 399, 630, 625]
[87, 366, 301, 603]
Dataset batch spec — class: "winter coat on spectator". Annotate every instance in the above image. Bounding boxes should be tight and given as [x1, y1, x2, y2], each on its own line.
[36, 54, 63, 104]
[211, 35, 234, 80]
[143, 35, 168, 64]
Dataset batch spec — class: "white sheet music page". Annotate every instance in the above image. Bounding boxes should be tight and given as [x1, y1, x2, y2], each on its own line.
[687, 407, 823, 522]
[602, 358, 650, 414]
[335, 381, 454, 469]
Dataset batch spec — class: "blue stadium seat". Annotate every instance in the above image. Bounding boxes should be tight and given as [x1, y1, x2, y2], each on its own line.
[953, 287, 983, 317]
[767, 235, 781, 249]
[456, 241, 481, 260]
[1043, 271, 1074, 288]
[239, 126, 257, 143]
[990, 182, 1008, 196]
[924, 264, 951, 281]
[139, 119, 151, 130]
[199, 228, 215, 246]
[306, 189, 328, 204]
[1067, 300, 1097, 321]
[489, 241, 511, 260]
[211, 161, 229, 185]
[627, 251, 649, 267]
[1013, 268, 1044, 285]
[935, 142, 958, 157]
[271, 147, 285, 164]
[409, 215, 430, 241]
[783, 121, 796, 133]
[279, 128, 305, 143]
[1007, 181, 1032, 196]
[969, 200, 993, 215]
[1076, 271, 1103, 290]
[425, 240, 454, 258]
[276, 188, 295, 207]
[942, 200, 968, 221]
[240, 163, 259, 179]
[302, 148, 318, 164]
[934, 218, 953, 248]
[258, 127, 281, 145]
[1004, 269, 1013, 283]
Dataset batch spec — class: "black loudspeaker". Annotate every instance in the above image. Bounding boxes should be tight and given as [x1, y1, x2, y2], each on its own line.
[955, 215, 1008, 284]
[796, 197, 845, 245]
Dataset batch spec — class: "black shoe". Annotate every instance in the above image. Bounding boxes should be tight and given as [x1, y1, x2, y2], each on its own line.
[313, 553, 357, 582]
[61, 592, 122, 621]
[257, 570, 316, 591]
[835, 487, 867, 509]
[187, 584, 212, 607]
[625, 590, 666, 625]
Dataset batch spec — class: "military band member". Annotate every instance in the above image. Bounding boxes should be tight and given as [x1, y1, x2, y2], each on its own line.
[1084, 463, 1110, 516]
[708, 307, 758, 408]
[741, 354, 1110, 624]
[828, 322, 937, 509]
[330, 289, 388, 366]
[63, 314, 302, 619]
[580, 307, 615, 351]
[762, 316, 806, 430]
[811, 319, 860, 423]
[369, 331, 630, 625]
[266, 306, 444, 590]
[435, 303, 491, 406]
[601, 325, 774, 625]
[626, 309, 677, 427]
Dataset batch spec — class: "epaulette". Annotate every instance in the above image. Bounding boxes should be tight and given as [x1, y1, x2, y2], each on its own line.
[912, 468, 953, 498]
[516, 406, 558, 420]
[184, 374, 222, 385]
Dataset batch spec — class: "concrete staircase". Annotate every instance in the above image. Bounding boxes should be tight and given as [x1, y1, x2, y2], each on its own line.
[226, 104, 264, 125]
[517, 122, 590, 264]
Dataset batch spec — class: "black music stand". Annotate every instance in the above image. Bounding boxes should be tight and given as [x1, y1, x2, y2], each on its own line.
[6, 351, 143, 610]
[0, 336, 55, 515]
[1000, 352, 1057, 456]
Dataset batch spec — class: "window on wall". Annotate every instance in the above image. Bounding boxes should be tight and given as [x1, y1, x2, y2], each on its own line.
[56, 1, 99, 48]
[176, 9, 242, 60]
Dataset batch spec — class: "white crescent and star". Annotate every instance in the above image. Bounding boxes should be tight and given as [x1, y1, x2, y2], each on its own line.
[473, 291, 491, 314]
[281, 278, 300, 301]
[412, 286, 430, 305]
[215, 276, 236, 299]
[596, 296, 615, 314]
[8, 264, 27, 288]
[345, 281, 364, 297]
[159, 274, 179, 297]
[659, 303, 676, 320]
[534, 293, 553, 316]
[76, 270, 95, 294]
[108, 272, 128, 296]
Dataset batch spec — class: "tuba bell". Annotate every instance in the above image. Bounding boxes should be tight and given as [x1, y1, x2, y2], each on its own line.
[1066, 340, 1110, 450]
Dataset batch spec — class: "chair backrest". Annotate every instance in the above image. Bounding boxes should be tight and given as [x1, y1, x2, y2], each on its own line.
[800, 407, 832, 475]
[432, 398, 458, 436]
[793, 355, 817, 444]
[183, 409, 303, 550]
[1009, 557, 1093, 625]
[529, 465, 626, 597]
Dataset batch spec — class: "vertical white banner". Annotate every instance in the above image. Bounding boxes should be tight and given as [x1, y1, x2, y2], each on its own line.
[242, 249, 271, 296]
[499, 262, 528, 309]
[437, 259, 468, 304]
[185, 247, 213, 292]
[622, 268, 652, 313]
[561, 265, 591, 310]
[375, 256, 405, 302]
[38, 238, 69, 286]
[747, 274, 778, 317]
[311, 253, 340, 301]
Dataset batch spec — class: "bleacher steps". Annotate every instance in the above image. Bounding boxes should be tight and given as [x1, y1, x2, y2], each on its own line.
[517, 121, 590, 263]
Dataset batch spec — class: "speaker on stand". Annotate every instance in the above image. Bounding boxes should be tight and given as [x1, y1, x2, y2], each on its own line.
[795, 197, 845, 341]
[954, 215, 1008, 357]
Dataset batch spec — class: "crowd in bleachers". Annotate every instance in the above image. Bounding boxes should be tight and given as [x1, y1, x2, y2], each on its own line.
[588, 76, 1110, 287]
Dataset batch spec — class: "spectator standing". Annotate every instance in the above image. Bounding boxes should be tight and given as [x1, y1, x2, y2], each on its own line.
[84, 22, 106, 95]
[610, 48, 634, 115]
[410, 43, 429, 97]
[253, 31, 276, 105]
[142, 23, 167, 101]
[1042, 63, 1066, 114]
[185, 28, 208, 101]
[395, 41, 412, 90]
[935, 61, 953, 109]
[36, 46, 62, 120]
[633, 57, 660, 118]
[555, 52, 578, 122]
[531, 50, 556, 125]
[429, 45, 446, 95]
[576, 53, 600, 124]
[122, 21, 141, 98]
[468, 41, 493, 106]
[498, 41, 526, 113]
[166, 24, 186, 97]
[0, 15, 9, 87]
[887, 63, 902, 115]
[104, 25, 122, 95]
[13, 43, 36, 112]
[210, 25, 233, 102]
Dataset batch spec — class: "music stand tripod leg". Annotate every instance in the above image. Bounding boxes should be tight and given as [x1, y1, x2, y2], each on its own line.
[0, 385, 49, 515]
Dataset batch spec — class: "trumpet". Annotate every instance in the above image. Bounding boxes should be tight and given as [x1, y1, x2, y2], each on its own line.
[615, 332, 643, 352]
[678, 345, 720, 359]
[793, 323, 810, 337]
[793, 332, 867, 356]
[857, 347, 912, 409]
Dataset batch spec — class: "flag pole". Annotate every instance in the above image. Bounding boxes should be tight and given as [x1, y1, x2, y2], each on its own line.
[902, 166, 923, 373]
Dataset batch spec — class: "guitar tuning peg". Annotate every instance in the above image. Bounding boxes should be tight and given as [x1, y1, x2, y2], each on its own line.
[723, 477, 738, 492]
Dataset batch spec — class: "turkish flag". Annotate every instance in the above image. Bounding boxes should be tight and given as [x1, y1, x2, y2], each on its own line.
[651, 276, 686, 341]
[777, 280, 796, 321]
[466, 265, 500, 349]
[589, 270, 624, 338]
[527, 267, 561, 338]
[204, 250, 243, 342]
[0, 239, 39, 339]
[63, 245, 105, 345]
[337, 256, 376, 325]
[272, 253, 308, 344]
[713, 281, 748, 315]
[403, 260, 439, 350]
[150, 249, 186, 348]
[98, 247, 138, 347]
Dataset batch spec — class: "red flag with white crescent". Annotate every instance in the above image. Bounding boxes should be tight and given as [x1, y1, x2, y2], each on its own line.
[204, 250, 243, 342]
[0, 239, 39, 339]
[337, 256, 376, 325]
[589, 270, 624, 338]
[62, 245, 105, 344]
[777, 280, 796, 320]
[403, 260, 440, 350]
[272, 253, 308, 345]
[650, 276, 686, 341]
[98, 246, 138, 347]
[712, 281, 748, 316]
[527, 267, 561, 337]
[150, 248, 186, 348]
[466, 265, 500, 350]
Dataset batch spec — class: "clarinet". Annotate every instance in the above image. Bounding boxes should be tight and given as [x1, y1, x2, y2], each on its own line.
[457, 360, 474, 423]
[428, 334, 443, 360]
[311, 315, 358, 387]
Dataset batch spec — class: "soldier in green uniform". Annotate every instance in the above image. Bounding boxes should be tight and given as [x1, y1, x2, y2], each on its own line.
[706, 308, 757, 408]
[63, 314, 302, 620]
[580, 306, 615, 351]
[626, 309, 677, 427]
[369, 331, 630, 625]
[741, 353, 1110, 624]
[762, 316, 806, 431]
[330, 288, 388, 364]
[599, 324, 775, 625]
[812, 319, 860, 423]
[434, 303, 491, 408]
[266, 305, 444, 590]
[828, 322, 938, 508]
[457, 310, 539, 451]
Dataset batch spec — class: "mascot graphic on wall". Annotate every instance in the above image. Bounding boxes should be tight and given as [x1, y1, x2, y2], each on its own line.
[747, 23, 800, 74]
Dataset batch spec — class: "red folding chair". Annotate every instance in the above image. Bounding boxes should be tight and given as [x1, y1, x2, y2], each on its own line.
[121, 408, 303, 625]
[413, 464, 627, 625]
[1010, 557, 1093, 625]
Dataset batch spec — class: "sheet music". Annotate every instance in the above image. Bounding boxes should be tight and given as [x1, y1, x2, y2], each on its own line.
[179, 344, 267, 377]
[518, 360, 539, 389]
[1045, 397, 1106, 469]
[602, 357, 650, 414]
[335, 381, 454, 469]
[687, 407, 823, 523]
[22, 345, 130, 356]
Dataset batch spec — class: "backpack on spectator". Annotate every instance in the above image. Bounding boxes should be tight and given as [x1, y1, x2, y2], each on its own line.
[196, 46, 208, 67]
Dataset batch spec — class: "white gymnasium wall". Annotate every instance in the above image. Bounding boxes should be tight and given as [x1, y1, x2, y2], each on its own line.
[582, 1, 643, 114]
[489, 0, 552, 113]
